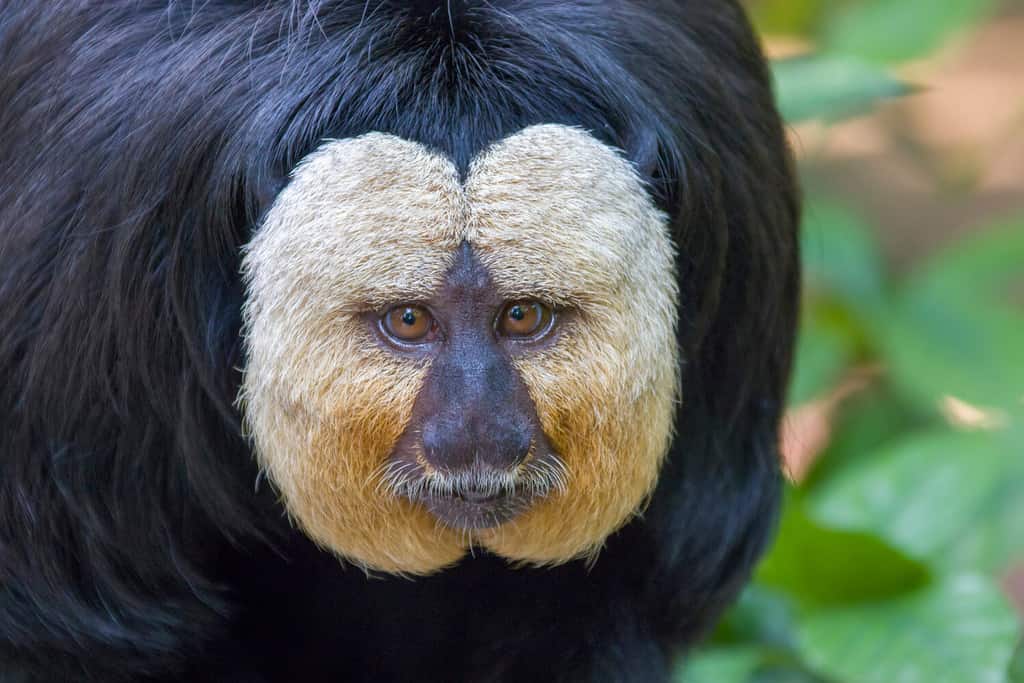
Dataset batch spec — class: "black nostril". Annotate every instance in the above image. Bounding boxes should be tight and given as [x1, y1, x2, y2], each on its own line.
[503, 424, 533, 467]
[477, 420, 532, 471]
[420, 417, 473, 470]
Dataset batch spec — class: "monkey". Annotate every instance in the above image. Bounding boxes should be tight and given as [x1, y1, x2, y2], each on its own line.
[0, 2, 799, 682]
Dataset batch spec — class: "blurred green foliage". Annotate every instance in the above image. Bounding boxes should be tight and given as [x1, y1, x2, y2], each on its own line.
[678, 1, 1024, 681]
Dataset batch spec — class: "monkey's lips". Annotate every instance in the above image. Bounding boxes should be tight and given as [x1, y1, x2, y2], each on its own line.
[417, 487, 533, 530]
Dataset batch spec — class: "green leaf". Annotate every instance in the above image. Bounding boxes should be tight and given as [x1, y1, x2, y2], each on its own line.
[1009, 642, 1024, 683]
[823, 0, 999, 64]
[750, 667, 829, 683]
[809, 428, 1024, 573]
[878, 218, 1024, 414]
[877, 300, 1024, 414]
[789, 201, 888, 404]
[773, 55, 909, 123]
[714, 586, 801, 650]
[757, 496, 929, 608]
[677, 646, 763, 683]
[907, 217, 1024, 312]
[801, 200, 887, 305]
[797, 575, 1021, 683]
[750, 0, 826, 36]
[788, 306, 855, 405]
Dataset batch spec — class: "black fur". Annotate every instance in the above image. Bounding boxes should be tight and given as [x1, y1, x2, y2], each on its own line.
[0, 1, 799, 680]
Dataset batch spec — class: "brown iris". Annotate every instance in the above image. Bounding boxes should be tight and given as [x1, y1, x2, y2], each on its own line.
[382, 305, 435, 343]
[497, 301, 554, 339]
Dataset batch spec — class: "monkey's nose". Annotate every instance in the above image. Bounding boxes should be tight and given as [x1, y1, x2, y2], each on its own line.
[420, 415, 532, 473]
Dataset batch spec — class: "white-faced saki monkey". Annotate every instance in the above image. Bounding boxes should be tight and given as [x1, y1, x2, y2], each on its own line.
[0, 1, 800, 681]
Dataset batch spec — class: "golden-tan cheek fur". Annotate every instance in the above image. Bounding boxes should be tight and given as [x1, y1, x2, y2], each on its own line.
[466, 126, 679, 564]
[239, 134, 467, 574]
[240, 125, 678, 575]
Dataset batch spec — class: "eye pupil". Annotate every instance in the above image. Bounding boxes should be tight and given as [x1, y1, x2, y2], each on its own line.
[509, 306, 525, 321]
[401, 310, 417, 326]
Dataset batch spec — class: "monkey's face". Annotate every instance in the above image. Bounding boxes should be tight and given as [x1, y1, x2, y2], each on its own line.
[241, 125, 678, 574]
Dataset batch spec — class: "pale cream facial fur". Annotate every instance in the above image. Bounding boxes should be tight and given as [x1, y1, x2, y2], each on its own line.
[240, 124, 678, 574]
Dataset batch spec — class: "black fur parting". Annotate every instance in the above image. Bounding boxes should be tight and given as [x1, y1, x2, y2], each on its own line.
[0, 1, 799, 681]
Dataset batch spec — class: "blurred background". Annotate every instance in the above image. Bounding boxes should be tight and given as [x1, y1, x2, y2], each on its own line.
[679, 1, 1024, 681]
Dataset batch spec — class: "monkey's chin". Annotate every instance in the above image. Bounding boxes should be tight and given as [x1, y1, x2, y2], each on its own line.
[419, 490, 533, 530]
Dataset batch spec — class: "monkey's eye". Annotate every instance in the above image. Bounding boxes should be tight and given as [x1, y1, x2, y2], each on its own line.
[497, 301, 554, 340]
[381, 306, 436, 344]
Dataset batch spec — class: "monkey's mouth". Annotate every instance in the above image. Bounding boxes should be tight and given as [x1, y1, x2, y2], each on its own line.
[418, 486, 533, 530]
[450, 489, 503, 504]
[381, 449, 568, 530]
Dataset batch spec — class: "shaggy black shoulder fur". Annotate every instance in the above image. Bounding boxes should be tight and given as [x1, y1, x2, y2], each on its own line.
[0, 1, 799, 681]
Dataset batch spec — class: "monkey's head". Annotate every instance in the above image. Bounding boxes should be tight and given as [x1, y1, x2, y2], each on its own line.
[219, 0, 797, 587]
[241, 125, 678, 574]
